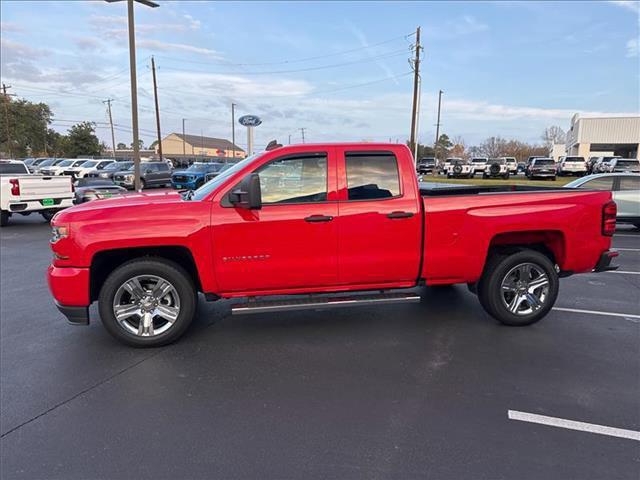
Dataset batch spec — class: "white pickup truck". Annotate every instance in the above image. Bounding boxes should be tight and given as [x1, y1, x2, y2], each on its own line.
[0, 160, 74, 226]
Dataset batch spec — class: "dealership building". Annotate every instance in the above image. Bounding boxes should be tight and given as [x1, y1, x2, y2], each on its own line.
[565, 114, 640, 159]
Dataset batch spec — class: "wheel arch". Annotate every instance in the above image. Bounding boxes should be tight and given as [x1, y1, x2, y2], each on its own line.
[486, 230, 566, 268]
[89, 246, 202, 302]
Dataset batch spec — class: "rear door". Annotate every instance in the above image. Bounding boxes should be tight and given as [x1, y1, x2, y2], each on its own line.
[335, 147, 422, 286]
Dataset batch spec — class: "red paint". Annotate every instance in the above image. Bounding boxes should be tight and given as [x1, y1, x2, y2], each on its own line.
[48, 143, 613, 309]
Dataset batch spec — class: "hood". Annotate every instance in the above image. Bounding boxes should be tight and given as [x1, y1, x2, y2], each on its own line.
[172, 169, 202, 176]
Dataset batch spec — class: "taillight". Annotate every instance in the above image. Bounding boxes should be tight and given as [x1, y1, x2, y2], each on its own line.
[9, 178, 20, 196]
[602, 201, 617, 236]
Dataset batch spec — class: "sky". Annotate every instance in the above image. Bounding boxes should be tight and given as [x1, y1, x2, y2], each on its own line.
[1, 0, 639, 151]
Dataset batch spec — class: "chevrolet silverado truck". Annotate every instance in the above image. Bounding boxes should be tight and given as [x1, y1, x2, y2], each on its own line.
[48, 143, 619, 347]
[1, 160, 74, 226]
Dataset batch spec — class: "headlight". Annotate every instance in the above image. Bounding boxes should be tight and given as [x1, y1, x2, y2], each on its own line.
[126, 174, 134, 181]
[99, 172, 109, 178]
[51, 225, 69, 243]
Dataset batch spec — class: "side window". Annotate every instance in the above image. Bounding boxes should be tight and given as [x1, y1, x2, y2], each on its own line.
[157, 163, 169, 171]
[619, 176, 640, 191]
[256, 154, 327, 204]
[581, 177, 614, 190]
[345, 152, 400, 200]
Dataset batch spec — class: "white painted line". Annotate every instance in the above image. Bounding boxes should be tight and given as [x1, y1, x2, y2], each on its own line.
[508, 410, 640, 442]
[553, 307, 640, 320]
[608, 271, 640, 275]
[614, 234, 640, 238]
[615, 248, 640, 252]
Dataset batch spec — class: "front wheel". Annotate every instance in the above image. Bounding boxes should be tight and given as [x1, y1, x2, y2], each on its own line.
[478, 249, 559, 326]
[98, 258, 197, 347]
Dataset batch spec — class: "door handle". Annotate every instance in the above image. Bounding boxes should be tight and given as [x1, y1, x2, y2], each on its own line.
[304, 214, 334, 223]
[387, 211, 414, 219]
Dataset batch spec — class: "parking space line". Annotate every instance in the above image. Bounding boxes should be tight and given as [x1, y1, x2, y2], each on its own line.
[614, 234, 640, 238]
[614, 248, 640, 252]
[552, 307, 640, 320]
[508, 410, 640, 441]
[608, 271, 640, 275]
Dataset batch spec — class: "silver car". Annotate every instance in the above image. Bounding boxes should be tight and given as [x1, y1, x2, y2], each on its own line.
[564, 173, 640, 228]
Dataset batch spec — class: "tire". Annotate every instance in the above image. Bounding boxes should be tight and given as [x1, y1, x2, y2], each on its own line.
[550, 176, 556, 181]
[140, 179, 146, 190]
[503, 173, 510, 179]
[98, 258, 197, 347]
[477, 249, 559, 326]
[41, 210, 56, 223]
[0, 210, 9, 227]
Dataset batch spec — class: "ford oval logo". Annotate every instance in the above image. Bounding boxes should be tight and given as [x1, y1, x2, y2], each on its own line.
[238, 115, 262, 127]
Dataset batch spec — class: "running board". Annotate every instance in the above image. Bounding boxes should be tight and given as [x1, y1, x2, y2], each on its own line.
[232, 292, 421, 315]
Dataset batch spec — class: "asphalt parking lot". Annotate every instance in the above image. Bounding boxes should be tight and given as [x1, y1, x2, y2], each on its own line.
[1, 215, 638, 479]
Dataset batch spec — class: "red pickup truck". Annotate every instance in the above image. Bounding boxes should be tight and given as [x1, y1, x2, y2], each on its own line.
[48, 143, 618, 347]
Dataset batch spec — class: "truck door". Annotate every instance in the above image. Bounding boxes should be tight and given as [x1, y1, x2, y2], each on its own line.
[336, 147, 422, 286]
[212, 149, 339, 293]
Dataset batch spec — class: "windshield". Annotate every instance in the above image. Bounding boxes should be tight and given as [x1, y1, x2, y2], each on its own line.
[38, 159, 56, 167]
[471, 158, 487, 163]
[58, 160, 73, 167]
[80, 161, 98, 168]
[564, 157, 585, 162]
[616, 160, 640, 167]
[105, 162, 131, 171]
[191, 155, 261, 201]
[186, 163, 223, 172]
[0, 163, 29, 174]
[490, 158, 506, 164]
[535, 159, 555, 166]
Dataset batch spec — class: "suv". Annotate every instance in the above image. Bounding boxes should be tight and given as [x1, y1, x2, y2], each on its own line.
[171, 162, 229, 190]
[483, 158, 510, 179]
[113, 161, 172, 189]
[526, 158, 557, 180]
[67, 159, 115, 179]
[557, 156, 587, 176]
[470, 157, 488, 175]
[416, 157, 436, 175]
[500, 157, 518, 174]
[87, 161, 134, 180]
[445, 159, 474, 178]
[602, 158, 640, 174]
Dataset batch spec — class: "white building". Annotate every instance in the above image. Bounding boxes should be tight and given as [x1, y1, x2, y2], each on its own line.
[566, 114, 640, 159]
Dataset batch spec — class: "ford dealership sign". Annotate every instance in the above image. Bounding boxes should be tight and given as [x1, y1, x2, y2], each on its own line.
[238, 115, 262, 127]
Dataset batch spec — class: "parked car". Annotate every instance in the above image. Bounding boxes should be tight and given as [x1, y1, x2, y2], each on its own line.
[470, 157, 488, 175]
[587, 156, 601, 174]
[34, 158, 66, 175]
[516, 162, 527, 174]
[592, 156, 621, 174]
[171, 162, 229, 190]
[87, 161, 134, 180]
[26, 157, 51, 173]
[67, 159, 116, 179]
[501, 157, 518, 174]
[73, 178, 128, 204]
[525, 156, 546, 176]
[204, 164, 233, 182]
[564, 173, 640, 228]
[0, 160, 74, 226]
[445, 158, 474, 178]
[416, 157, 436, 175]
[483, 158, 510, 179]
[113, 161, 172, 189]
[601, 158, 640, 174]
[557, 156, 587, 176]
[47, 142, 618, 347]
[526, 158, 557, 180]
[55, 159, 92, 177]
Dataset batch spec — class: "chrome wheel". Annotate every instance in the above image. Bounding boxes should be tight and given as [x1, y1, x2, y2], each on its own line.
[500, 262, 549, 316]
[112, 275, 180, 337]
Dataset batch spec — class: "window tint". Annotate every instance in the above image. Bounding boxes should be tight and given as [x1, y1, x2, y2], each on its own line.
[346, 152, 400, 200]
[619, 176, 640, 191]
[581, 177, 614, 190]
[256, 154, 327, 204]
[0, 163, 29, 174]
[157, 163, 169, 171]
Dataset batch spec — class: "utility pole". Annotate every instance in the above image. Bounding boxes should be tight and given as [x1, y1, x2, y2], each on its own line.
[105, 0, 159, 190]
[151, 56, 163, 162]
[300, 128, 306, 144]
[409, 26, 421, 157]
[182, 118, 186, 160]
[231, 103, 236, 161]
[2, 84, 14, 158]
[434, 89, 443, 158]
[288, 134, 291, 145]
[103, 99, 117, 157]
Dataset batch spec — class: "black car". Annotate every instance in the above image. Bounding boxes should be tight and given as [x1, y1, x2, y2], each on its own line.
[113, 161, 172, 189]
[526, 158, 557, 180]
[73, 178, 128, 204]
[416, 157, 436, 175]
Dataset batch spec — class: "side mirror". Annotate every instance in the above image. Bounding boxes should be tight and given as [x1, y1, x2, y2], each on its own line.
[228, 173, 262, 210]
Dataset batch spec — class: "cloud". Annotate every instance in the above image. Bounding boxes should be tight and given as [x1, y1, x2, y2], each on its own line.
[183, 14, 201, 30]
[1, 21, 23, 33]
[137, 39, 221, 57]
[626, 38, 639, 56]
[73, 36, 103, 51]
[0, 38, 49, 58]
[609, 1, 640, 13]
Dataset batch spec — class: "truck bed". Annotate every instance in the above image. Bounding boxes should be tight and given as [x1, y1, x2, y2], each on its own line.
[419, 182, 567, 197]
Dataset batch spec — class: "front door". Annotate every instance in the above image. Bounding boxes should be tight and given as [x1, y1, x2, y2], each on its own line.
[212, 149, 339, 293]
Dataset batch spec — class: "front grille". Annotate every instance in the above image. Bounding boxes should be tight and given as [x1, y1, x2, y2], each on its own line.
[172, 175, 190, 183]
[62, 170, 76, 176]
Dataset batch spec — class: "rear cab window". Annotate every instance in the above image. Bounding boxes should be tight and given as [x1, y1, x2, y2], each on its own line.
[345, 152, 400, 200]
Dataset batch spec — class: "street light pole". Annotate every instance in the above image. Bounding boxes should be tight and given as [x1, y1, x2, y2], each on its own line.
[105, 0, 158, 191]
[231, 103, 236, 161]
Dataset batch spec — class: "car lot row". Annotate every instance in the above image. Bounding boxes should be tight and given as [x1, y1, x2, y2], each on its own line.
[417, 155, 640, 181]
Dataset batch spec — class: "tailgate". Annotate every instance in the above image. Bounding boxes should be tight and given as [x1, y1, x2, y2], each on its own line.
[14, 176, 73, 200]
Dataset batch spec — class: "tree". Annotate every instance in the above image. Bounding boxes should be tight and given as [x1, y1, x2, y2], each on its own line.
[542, 126, 566, 149]
[149, 140, 159, 150]
[117, 142, 127, 150]
[450, 135, 466, 158]
[63, 122, 101, 158]
[131, 139, 144, 149]
[478, 136, 508, 158]
[0, 96, 52, 157]
[434, 133, 453, 159]
[406, 141, 435, 159]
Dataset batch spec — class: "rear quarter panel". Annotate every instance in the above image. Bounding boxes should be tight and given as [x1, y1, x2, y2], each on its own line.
[421, 190, 613, 284]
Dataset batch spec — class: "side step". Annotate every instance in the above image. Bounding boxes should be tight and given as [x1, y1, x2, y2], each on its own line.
[232, 292, 421, 315]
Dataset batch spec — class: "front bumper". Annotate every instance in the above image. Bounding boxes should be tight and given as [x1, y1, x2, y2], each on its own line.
[47, 265, 91, 324]
[531, 171, 556, 177]
[593, 250, 619, 273]
[55, 302, 89, 325]
[171, 179, 198, 189]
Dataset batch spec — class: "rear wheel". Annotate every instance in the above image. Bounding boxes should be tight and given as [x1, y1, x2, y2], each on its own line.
[478, 249, 558, 326]
[41, 210, 56, 223]
[0, 210, 9, 227]
[98, 258, 197, 347]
